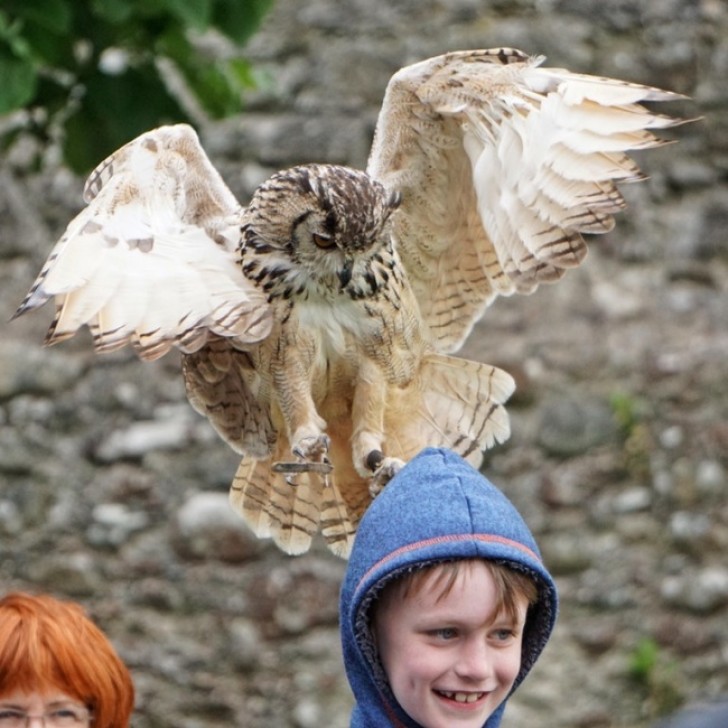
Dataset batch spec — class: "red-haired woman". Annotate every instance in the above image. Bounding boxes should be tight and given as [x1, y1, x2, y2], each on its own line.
[0, 593, 134, 728]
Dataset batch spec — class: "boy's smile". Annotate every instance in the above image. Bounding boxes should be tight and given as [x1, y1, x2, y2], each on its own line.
[373, 560, 528, 728]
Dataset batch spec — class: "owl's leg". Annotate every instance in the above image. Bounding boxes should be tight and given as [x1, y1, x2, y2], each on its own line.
[271, 337, 331, 474]
[351, 359, 405, 495]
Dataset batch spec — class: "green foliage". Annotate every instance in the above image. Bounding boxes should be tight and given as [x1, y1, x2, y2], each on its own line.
[628, 637, 684, 719]
[610, 390, 653, 480]
[629, 637, 660, 683]
[610, 390, 643, 437]
[0, 0, 273, 172]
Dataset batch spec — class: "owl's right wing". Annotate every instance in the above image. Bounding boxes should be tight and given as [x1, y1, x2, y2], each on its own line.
[368, 48, 689, 353]
[14, 124, 272, 361]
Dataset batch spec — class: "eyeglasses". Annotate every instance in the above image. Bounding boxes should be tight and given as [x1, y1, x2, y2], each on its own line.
[0, 707, 91, 728]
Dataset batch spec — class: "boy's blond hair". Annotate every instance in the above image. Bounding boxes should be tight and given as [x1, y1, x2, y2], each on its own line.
[373, 558, 539, 626]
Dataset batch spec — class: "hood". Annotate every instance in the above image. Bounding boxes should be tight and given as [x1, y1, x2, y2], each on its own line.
[339, 447, 558, 728]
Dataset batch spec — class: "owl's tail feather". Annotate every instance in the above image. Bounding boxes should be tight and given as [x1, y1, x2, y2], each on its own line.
[319, 431, 371, 558]
[228, 355, 515, 558]
[385, 353, 516, 468]
[229, 432, 366, 558]
[230, 452, 323, 556]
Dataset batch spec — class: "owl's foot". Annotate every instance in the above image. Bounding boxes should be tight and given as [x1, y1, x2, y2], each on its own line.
[292, 433, 331, 463]
[368, 453, 405, 498]
[273, 434, 333, 483]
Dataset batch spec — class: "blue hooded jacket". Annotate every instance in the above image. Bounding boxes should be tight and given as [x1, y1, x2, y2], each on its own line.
[339, 447, 558, 728]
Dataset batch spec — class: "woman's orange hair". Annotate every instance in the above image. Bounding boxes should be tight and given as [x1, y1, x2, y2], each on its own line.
[0, 593, 134, 728]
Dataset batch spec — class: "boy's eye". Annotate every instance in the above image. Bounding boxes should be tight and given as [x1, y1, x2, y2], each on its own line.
[491, 628, 517, 643]
[430, 627, 458, 640]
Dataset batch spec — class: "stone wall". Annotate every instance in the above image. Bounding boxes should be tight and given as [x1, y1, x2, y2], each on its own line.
[1, 0, 726, 726]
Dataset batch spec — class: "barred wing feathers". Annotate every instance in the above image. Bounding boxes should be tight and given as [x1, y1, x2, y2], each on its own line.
[368, 48, 687, 353]
[14, 124, 272, 361]
[182, 335, 275, 458]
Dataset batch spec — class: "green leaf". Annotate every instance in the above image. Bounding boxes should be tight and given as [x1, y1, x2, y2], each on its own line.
[62, 64, 187, 173]
[629, 637, 659, 683]
[155, 25, 191, 58]
[0, 0, 271, 171]
[212, 0, 273, 45]
[90, 0, 135, 25]
[227, 57, 258, 89]
[178, 56, 243, 118]
[158, 0, 212, 30]
[14, 25, 77, 68]
[157, 28, 245, 117]
[4, 0, 72, 34]
[0, 47, 38, 113]
[0, 12, 31, 57]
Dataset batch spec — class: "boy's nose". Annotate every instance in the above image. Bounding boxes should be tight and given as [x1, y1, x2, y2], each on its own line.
[454, 638, 495, 682]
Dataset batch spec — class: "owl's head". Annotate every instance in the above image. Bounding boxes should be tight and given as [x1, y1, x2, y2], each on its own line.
[240, 164, 400, 298]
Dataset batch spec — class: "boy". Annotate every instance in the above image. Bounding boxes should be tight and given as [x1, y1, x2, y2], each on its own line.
[340, 447, 558, 728]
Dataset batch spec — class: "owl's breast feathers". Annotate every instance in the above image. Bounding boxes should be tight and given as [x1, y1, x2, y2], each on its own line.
[244, 229, 426, 387]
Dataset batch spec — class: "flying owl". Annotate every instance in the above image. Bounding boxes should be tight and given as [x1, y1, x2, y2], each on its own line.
[15, 48, 688, 557]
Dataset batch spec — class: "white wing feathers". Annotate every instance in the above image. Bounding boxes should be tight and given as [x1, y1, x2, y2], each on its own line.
[368, 49, 687, 352]
[15, 124, 272, 361]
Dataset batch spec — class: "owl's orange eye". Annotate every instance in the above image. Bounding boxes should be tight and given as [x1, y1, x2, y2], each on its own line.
[312, 232, 335, 249]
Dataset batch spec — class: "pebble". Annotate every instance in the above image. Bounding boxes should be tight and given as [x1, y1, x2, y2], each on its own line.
[86, 502, 149, 547]
[572, 622, 619, 656]
[612, 486, 652, 513]
[292, 699, 322, 728]
[536, 395, 619, 457]
[171, 491, 263, 562]
[0, 500, 21, 534]
[592, 279, 645, 319]
[669, 511, 712, 547]
[661, 567, 728, 613]
[660, 425, 685, 449]
[695, 460, 726, 496]
[540, 533, 593, 575]
[26, 552, 101, 596]
[227, 618, 265, 671]
[0, 426, 41, 474]
[94, 412, 198, 461]
[0, 341, 85, 398]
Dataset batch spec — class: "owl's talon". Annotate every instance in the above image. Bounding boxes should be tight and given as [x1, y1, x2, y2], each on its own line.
[368, 456, 405, 498]
[273, 434, 333, 479]
[365, 449, 384, 472]
[292, 433, 330, 462]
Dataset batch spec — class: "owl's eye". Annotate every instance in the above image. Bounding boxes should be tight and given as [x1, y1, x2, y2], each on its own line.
[312, 232, 335, 249]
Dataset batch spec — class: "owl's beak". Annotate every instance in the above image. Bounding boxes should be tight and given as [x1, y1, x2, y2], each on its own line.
[338, 258, 353, 289]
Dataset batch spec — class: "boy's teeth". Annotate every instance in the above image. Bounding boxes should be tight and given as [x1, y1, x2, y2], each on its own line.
[441, 691, 482, 703]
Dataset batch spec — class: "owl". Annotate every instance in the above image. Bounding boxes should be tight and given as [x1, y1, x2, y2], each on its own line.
[15, 48, 688, 557]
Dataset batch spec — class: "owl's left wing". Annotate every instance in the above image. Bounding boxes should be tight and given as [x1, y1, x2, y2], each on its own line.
[367, 48, 689, 353]
[15, 124, 272, 360]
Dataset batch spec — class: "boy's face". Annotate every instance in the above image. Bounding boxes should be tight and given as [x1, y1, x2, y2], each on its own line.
[373, 561, 528, 728]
